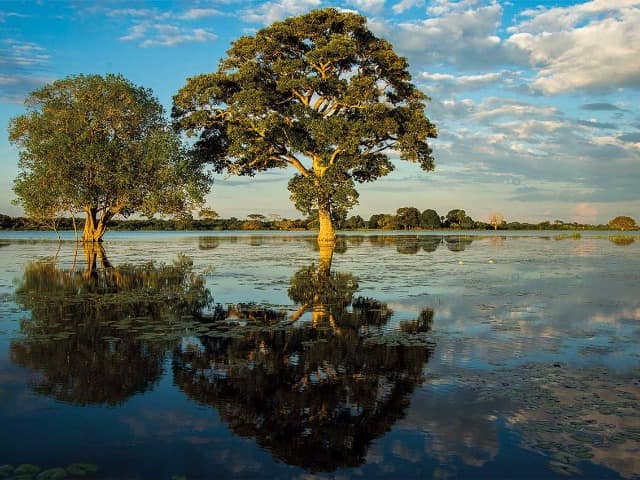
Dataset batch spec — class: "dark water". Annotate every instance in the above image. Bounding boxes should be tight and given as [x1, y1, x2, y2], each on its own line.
[0, 232, 638, 479]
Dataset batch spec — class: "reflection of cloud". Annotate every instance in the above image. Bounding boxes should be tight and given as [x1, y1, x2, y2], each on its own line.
[399, 387, 503, 468]
[590, 305, 640, 326]
[121, 408, 217, 438]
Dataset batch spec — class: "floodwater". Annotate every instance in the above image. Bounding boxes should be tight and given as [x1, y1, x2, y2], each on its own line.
[0, 231, 638, 479]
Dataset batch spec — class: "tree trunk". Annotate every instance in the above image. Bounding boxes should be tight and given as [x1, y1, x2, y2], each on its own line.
[82, 207, 110, 242]
[317, 204, 336, 245]
[318, 243, 334, 277]
[71, 212, 79, 242]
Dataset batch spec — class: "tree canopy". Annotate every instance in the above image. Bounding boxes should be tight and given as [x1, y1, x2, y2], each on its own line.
[10, 73, 211, 242]
[608, 215, 637, 231]
[173, 8, 436, 244]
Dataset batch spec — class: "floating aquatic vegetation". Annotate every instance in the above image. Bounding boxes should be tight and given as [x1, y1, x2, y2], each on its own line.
[554, 233, 582, 240]
[457, 362, 640, 478]
[0, 465, 14, 478]
[65, 464, 98, 476]
[36, 468, 67, 480]
[14, 465, 40, 476]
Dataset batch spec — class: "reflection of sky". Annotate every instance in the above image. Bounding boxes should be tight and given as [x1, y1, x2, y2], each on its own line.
[0, 233, 638, 478]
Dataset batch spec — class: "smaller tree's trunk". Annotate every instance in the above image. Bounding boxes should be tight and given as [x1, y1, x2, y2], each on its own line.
[82, 207, 111, 242]
[70, 212, 78, 242]
[317, 204, 336, 245]
[53, 223, 61, 241]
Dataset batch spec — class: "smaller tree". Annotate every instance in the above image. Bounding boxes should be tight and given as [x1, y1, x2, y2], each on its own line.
[609, 216, 637, 231]
[446, 209, 474, 229]
[396, 207, 420, 230]
[344, 215, 365, 230]
[488, 212, 505, 230]
[10, 74, 211, 242]
[199, 208, 219, 220]
[420, 209, 441, 229]
[368, 214, 384, 230]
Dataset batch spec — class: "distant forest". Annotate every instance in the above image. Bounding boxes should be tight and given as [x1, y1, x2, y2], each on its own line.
[1, 209, 635, 233]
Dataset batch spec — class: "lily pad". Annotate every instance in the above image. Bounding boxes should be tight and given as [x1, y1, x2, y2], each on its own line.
[0, 465, 14, 478]
[36, 468, 68, 480]
[15, 464, 41, 476]
[65, 464, 97, 476]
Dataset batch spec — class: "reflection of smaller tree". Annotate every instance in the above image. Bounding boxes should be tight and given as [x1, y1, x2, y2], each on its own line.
[11, 247, 212, 405]
[198, 236, 220, 250]
[445, 236, 474, 252]
[421, 236, 442, 252]
[395, 237, 420, 254]
[608, 235, 635, 246]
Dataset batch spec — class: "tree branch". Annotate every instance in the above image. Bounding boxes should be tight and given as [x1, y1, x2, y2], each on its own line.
[285, 154, 310, 177]
[329, 148, 341, 166]
[291, 89, 309, 106]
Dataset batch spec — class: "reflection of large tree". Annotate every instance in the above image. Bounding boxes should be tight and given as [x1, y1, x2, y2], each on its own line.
[11, 245, 212, 405]
[173, 246, 434, 472]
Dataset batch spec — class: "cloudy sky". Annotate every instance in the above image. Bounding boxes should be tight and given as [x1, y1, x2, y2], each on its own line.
[1, 0, 638, 224]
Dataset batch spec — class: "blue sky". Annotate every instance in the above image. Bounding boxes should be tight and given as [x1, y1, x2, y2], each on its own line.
[1, 0, 639, 224]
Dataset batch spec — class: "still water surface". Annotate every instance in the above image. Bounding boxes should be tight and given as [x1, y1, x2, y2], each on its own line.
[0, 231, 638, 479]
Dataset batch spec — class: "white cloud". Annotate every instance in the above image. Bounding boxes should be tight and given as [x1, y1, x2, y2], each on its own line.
[0, 40, 50, 67]
[506, 1, 640, 94]
[0, 73, 53, 103]
[120, 24, 217, 47]
[573, 202, 598, 223]
[0, 40, 52, 103]
[392, 0, 423, 14]
[347, 0, 386, 13]
[180, 8, 223, 20]
[0, 11, 29, 22]
[511, 0, 639, 34]
[421, 70, 508, 88]
[119, 24, 147, 42]
[470, 98, 559, 121]
[107, 8, 159, 18]
[242, 0, 321, 25]
[426, 0, 483, 16]
[369, 3, 504, 68]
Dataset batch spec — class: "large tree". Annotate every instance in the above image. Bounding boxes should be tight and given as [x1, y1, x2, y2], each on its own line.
[172, 8, 436, 244]
[10, 74, 210, 242]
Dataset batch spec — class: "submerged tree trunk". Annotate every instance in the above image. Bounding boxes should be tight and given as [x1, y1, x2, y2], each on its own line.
[318, 243, 334, 277]
[82, 242, 111, 280]
[317, 204, 336, 246]
[82, 207, 110, 242]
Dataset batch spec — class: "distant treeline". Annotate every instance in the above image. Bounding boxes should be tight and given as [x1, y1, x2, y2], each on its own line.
[1, 208, 633, 232]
